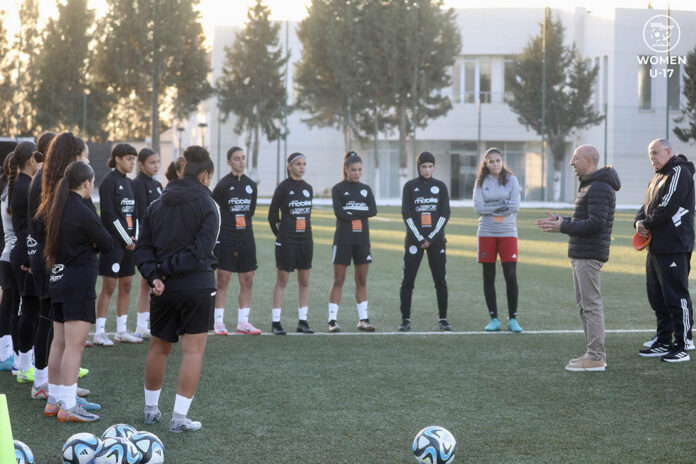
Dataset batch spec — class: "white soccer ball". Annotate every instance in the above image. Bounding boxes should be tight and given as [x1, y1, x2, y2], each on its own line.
[101, 423, 137, 440]
[62, 432, 102, 464]
[129, 430, 165, 464]
[14, 440, 34, 464]
[94, 437, 142, 464]
[412, 426, 457, 464]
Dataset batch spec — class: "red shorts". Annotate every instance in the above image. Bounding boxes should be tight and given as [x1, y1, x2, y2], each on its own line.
[477, 236, 518, 263]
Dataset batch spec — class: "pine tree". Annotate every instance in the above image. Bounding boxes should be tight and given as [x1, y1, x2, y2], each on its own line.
[216, 0, 288, 179]
[12, 0, 41, 136]
[94, 0, 211, 149]
[0, 10, 16, 135]
[674, 47, 696, 143]
[506, 9, 603, 201]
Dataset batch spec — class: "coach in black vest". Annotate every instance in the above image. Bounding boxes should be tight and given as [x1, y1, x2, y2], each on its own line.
[536, 144, 620, 372]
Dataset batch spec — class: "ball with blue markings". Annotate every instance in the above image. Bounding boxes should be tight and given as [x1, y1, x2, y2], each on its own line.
[101, 423, 138, 440]
[14, 440, 34, 464]
[412, 426, 457, 464]
[94, 437, 142, 464]
[129, 431, 164, 464]
[62, 432, 103, 464]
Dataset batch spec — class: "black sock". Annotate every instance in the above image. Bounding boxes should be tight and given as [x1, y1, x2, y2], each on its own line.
[482, 263, 497, 318]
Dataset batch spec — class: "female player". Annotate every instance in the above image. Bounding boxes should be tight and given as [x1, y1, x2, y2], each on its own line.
[473, 148, 522, 332]
[94, 143, 140, 345]
[132, 148, 162, 338]
[27, 132, 57, 398]
[44, 161, 112, 422]
[9, 141, 42, 382]
[268, 153, 314, 335]
[135, 145, 219, 433]
[165, 157, 185, 182]
[0, 153, 18, 372]
[212, 147, 260, 335]
[398, 151, 451, 332]
[327, 152, 377, 332]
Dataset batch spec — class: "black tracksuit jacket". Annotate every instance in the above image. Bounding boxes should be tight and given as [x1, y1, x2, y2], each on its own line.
[401, 176, 450, 246]
[212, 173, 257, 243]
[331, 180, 377, 246]
[268, 178, 313, 242]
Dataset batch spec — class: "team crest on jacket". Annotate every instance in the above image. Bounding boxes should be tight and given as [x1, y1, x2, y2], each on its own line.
[246, 185, 253, 194]
[360, 189, 368, 197]
[431, 186, 439, 194]
[302, 189, 310, 197]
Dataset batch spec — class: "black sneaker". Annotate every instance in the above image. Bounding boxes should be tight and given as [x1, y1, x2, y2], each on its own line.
[328, 320, 341, 333]
[638, 342, 671, 357]
[439, 319, 452, 331]
[296, 320, 314, 334]
[271, 322, 287, 335]
[398, 319, 411, 332]
[661, 349, 691, 363]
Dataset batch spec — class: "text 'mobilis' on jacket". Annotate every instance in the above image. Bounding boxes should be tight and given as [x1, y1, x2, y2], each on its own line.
[268, 177, 313, 242]
[212, 173, 257, 241]
[331, 180, 377, 245]
[402, 176, 450, 246]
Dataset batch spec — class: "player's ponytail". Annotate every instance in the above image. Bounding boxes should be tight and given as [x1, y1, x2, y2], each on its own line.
[44, 161, 94, 267]
[7, 141, 36, 215]
[183, 146, 214, 179]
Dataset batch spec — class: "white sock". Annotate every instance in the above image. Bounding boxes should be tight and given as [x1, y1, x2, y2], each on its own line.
[272, 308, 281, 322]
[298, 306, 308, 321]
[61, 383, 77, 410]
[173, 394, 193, 416]
[34, 367, 48, 386]
[238, 308, 250, 324]
[137, 312, 150, 328]
[0, 335, 11, 360]
[48, 383, 59, 402]
[214, 308, 224, 323]
[18, 350, 32, 372]
[95, 317, 106, 334]
[144, 388, 161, 407]
[116, 315, 128, 333]
[357, 301, 368, 320]
[328, 303, 339, 322]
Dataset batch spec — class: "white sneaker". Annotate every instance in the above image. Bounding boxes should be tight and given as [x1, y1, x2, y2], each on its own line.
[93, 333, 114, 346]
[686, 339, 695, 351]
[169, 416, 202, 433]
[214, 322, 228, 335]
[135, 326, 151, 338]
[643, 334, 657, 348]
[114, 331, 144, 343]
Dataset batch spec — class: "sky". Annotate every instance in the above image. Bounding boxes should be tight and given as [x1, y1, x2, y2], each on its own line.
[3, 0, 696, 44]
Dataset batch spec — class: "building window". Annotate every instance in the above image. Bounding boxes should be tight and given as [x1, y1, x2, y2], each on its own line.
[461, 57, 492, 104]
[638, 56, 652, 110]
[668, 63, 681, 111]
[503, 57, 515, 102]
[464, 60, 476, 103]
[593, 57, 600, 111]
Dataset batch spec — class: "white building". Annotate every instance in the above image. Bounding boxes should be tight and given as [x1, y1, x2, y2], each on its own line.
[176, 6, 696, 204]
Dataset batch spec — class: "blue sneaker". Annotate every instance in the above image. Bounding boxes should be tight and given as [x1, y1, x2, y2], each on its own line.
[484, 318, 502, 331]
[77, 396, 101, 411]
[0, 355, 13, 371]
[508, 318, 523, 333]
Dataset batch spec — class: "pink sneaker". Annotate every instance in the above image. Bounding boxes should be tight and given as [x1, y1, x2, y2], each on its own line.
[214, 322, 228, 335]
[236, 322, 262, 335]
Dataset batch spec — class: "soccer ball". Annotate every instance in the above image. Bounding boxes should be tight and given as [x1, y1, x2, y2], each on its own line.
[62, 432, 103, 464]
[101, 423, 137, 440]
[412, 426, 457, 464]
[94, 437, 142, 464]
[129, 431, 165, 464]
[14, 440, 34, 464]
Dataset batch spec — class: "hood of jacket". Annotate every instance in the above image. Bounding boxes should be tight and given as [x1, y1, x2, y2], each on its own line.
[580, 166, 621, 191]
[659, 154, 696, 176]
[160, 176, 211, 206]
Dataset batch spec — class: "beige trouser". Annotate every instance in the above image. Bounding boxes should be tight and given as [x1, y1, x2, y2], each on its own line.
[571, 259, 606, 361]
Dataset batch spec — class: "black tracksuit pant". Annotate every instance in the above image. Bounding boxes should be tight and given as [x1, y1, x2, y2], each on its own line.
[399, 240, 447, 320]
[646, 251, 694, 349]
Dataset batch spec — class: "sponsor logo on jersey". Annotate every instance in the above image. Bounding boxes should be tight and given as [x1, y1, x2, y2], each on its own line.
[344, 201, 368, 211]
[431, 186, 439, 194]
[26, 235, 37, 248]
[52, 264, 64, 274]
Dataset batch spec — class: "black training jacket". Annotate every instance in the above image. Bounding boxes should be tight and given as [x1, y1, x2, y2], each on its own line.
[132, 172, 163, 223]
[268, 177, 313, 242]
[49, 192, 113, 302]
[10, 173, 32, 268]
[635, 154, 695, 254]
[331, 180, 377, 246]
[401, 176, 450, 246]
[560, 166, 621, 263]
[28, 169, 45, 273]
[212, 172, 256, 242]
[135, 176, 220, 292]
[99, 169, 138, 248]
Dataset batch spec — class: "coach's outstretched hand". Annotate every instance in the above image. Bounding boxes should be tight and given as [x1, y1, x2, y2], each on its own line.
[536, 210, 562, 233]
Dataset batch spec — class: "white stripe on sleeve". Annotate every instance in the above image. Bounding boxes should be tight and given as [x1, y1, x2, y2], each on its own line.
[406, 217, 424, 242]
[113, 219, 132, 245]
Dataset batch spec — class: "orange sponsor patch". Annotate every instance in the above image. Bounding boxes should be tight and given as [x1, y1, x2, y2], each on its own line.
[421, 212, 432, 227]
[493, 216, 504, 223]
[126, 214, 133, 229]
[235, 214, 246, 229]
[296, 217, 306, 233]
[352, 219, 363, 232]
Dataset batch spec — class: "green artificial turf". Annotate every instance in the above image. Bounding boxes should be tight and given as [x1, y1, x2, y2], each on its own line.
[2, 207, 695, 463]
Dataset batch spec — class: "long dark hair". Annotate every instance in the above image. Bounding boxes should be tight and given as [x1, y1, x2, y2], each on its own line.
[343, 151, 362, 180]
[36, 132, 86, 222]
[107, 143, 137, 169]
[182, 146, 214, 178]
[0, 152, 15, 199]
[44, 161, 94, 267]
[475, 148, 513, 187]
[165, 157, 185, 181]
[7, 141, 39, 215]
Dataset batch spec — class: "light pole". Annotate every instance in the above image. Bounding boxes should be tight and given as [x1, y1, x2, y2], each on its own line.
[82, 89, 90, 137]
[198, 122, 208, 148]
[176, 126, 185, 157]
